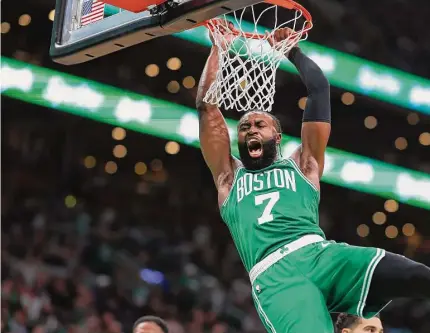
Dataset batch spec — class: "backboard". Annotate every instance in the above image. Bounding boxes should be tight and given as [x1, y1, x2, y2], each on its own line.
[50, 0, 263, 65]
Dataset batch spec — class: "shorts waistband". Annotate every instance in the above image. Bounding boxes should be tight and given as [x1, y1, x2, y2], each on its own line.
[249, 234, 325, 285]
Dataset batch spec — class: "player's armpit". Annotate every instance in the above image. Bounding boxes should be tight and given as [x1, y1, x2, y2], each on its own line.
[216, 156, 241, 207]
[300, 121, 331, 179]
[198, 104, 238, 190]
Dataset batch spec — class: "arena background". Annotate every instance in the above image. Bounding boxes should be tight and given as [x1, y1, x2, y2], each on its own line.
[1, 0, 430, 332]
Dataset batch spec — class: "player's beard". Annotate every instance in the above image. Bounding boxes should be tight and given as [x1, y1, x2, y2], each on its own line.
[238, 137, 279, 171]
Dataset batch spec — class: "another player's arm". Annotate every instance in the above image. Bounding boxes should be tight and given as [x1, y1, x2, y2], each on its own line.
[287, 45, 331, 185]
[196, 45, 239, 206]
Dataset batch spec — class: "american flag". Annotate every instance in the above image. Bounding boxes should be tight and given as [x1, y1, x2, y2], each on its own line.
[81, 0, 105, 27]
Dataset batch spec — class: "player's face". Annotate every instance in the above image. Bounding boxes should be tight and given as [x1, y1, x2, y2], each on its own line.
[343, 317, 383, 333]
[237, 112, 281, 170]
[134, 322, 165, 333]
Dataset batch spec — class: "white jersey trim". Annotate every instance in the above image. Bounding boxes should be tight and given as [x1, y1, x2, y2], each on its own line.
[287, 158, 319, 193]
[221, 166, 244, 207]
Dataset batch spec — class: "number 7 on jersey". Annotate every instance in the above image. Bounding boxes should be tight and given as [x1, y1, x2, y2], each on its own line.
[255, 191, 280, 224]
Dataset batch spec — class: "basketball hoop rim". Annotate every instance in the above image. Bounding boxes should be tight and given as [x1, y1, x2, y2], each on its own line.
[203, 0, 313, 40]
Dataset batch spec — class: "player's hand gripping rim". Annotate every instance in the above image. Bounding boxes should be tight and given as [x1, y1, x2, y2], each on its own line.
[208, 19, 237, 51]
[265, 27, 301, 55]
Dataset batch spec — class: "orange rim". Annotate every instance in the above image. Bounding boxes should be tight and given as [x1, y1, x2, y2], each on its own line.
[203, 0, 313, 40]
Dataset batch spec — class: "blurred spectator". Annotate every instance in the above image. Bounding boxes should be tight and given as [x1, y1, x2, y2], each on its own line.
[1, 97, 429, 333]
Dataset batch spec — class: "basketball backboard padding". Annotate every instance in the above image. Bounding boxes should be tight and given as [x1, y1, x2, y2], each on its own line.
[50, 0, 263, 65]
[101, 0, 166, 13]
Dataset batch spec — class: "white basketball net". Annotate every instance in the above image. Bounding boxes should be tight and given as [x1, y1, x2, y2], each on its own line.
[203, 4, 312, 112]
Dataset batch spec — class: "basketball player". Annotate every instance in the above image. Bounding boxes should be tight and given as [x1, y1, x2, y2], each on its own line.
[335, 313, 383, 333]
[133, 316, 169, 333]
[196, 23, 430, 333]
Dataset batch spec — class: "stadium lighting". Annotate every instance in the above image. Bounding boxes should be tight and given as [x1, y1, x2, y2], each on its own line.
[84, 156, 97, 169]
[385, 225, 399, 239]
[49, 10, 55, 21]
[167, 81, 180, 94]
[165, 141, 180, 155]
[112, 127, 126, 141]
[364, 116, 378, 129]
[145, 64, 160, 78]
[407, 112, 419, 125]
[395, 137, 408, 150]
[167, 57, 182, 71]
[298, 97, 307, 110]
[105, 161, 118, 174]
[419, 132, 430, 146]
[384, 199, 399, 213]
[357, 224, 370, 238]
[372, 212, 387, 225]
[2, 56, 429, 210]
[1, 22, 11, 34]
[341, 92, 355, 105]
[402, 223, 415, 237]
[183, 76, 196, 89]
[135, 162, 148, 175]
[18, 14, 31, 27]
[113, 144, 127, 158]
[65, 195, 77, 208]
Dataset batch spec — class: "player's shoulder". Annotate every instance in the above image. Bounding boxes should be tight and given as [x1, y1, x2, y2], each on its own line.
[232, 156, 243, 169]
[216, 157, 243, 207]
[231, 157, 245, 180]
[288, 149, 301, 165]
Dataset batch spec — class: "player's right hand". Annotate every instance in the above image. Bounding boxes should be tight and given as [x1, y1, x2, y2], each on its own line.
[209, 19, 236, 50]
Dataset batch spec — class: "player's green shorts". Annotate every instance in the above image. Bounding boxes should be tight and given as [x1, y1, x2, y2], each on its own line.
[250, 235, 388, 333]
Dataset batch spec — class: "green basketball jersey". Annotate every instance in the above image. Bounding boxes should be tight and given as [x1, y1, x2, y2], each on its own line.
[220, 158, 326, 272]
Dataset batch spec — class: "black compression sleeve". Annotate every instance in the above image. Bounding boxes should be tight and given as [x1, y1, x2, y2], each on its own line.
[366, 251, 430, 303]
[288, 47, 331, 123]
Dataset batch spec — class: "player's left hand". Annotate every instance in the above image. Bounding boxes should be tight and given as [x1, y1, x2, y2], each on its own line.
[266, 28, 299, 54]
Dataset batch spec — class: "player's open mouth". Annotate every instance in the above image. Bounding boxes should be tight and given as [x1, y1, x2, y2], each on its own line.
[247, 138, 263, 158]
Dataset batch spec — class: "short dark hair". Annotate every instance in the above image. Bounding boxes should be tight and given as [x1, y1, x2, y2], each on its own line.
[239, 110, 282, 133]
[335, 313, 381, 333]
[133, 316, 169, 333]
[335, 313, 360, 333]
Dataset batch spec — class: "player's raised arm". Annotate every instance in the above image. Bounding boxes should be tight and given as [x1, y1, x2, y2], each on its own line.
[196, 23, 239, 196]
[269, 28, 331, 181]
[288, 45, 331, 179]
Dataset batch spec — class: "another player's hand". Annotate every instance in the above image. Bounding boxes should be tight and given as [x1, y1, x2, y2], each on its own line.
[209, 19, 236, 51]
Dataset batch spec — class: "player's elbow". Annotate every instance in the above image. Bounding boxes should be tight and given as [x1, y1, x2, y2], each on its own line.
[196, 100, 208, 111]
[196, 100, 217, 113]
[310, 68, 330, 93]
[302, 59, 330, 93]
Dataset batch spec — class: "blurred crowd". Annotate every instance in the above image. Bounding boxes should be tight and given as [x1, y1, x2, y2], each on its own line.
[2, 0, 429, 331]
[1, 107, 265, 333]
[2, 103, 430, 333]
[2, 190, 264, 333]
[302, 0, 430, 77]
